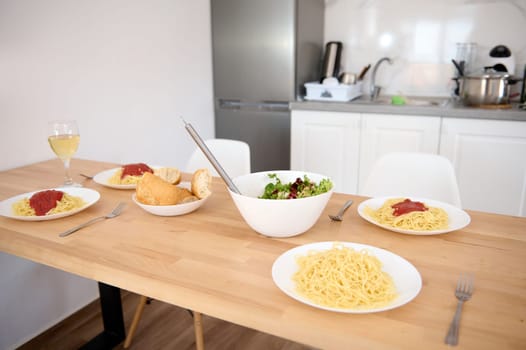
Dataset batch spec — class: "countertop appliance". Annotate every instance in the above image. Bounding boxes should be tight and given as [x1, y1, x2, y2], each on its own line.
[211, 0, 324, 172]
[320, 41, 343, 82]
[485, 45, 516, 74]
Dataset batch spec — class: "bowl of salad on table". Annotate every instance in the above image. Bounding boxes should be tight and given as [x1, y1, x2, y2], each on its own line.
[228, 170, 334, 237]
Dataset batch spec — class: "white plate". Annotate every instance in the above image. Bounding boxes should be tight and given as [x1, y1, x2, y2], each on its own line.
[93, 166, 159, 190]
[0, 187, 100, 221]
[272, 241, 422, 314]
[357, 196, 471, 235]
[132, 182, 209, 216]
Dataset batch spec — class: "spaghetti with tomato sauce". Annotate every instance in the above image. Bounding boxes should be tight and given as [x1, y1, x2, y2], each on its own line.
[108, 163, 153, 185]
[12, 189, 86, 216]
[365, 198, 448, 231]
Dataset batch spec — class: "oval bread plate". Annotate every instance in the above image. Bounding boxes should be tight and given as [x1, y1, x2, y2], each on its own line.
[272, 241, 422, 314]
[357, 196, 471, 235]
[132, 182, 209, 216]
[0, 187, 100, 221]
[93, 166, 163, 190]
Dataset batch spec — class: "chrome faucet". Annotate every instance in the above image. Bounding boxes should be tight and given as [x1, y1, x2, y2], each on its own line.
[370, 57, 393, 100]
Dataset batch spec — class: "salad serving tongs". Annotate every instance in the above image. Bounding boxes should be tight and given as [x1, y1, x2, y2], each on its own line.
[182, 117, 241, 194]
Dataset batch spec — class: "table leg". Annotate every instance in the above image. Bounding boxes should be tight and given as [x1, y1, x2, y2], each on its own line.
[79, 282, 126, 350]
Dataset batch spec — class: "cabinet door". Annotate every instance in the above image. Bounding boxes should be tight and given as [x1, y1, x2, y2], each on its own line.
[440, 118, 526, 216]
[291, 110, 361, 194]
[358, 114, 441, 194]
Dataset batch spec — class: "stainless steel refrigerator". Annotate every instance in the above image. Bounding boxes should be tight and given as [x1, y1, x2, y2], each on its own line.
[211, 0, 324, 172]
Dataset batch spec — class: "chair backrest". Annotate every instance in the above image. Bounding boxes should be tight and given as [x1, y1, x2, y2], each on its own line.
[185, 138, 251, 178]
[360, 152, 462, 207]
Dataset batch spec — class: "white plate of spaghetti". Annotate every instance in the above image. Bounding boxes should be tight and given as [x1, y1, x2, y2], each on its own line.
[93, 164, 178, 190]
[358, 196, 471, 235]
[93, 163, 161, 190]
[93, 168, 140, 189]
[0, 187, 100, 221]
[272, 241, 422, 313]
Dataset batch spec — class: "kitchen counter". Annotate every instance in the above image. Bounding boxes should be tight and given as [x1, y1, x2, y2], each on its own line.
[290, 96, 526, 121]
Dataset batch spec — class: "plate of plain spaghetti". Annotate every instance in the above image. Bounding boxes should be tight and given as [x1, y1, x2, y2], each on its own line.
[272, 242, 422, 313]
[358, 196, 471, 235]
[0, 187, 100, 221]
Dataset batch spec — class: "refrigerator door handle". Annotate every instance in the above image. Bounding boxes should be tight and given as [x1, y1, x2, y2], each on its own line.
[258, 101, 290, 111]
[219, 99, 242, 109]
[219, 99, 289, 112]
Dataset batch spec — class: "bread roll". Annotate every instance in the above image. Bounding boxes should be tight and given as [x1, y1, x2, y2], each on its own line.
[178, 188, 197, 203]
[137, 172, 187, 205]
[180, 193, 198, 203]
[191, 168, 212, 199]
[154, 167, 181, 185]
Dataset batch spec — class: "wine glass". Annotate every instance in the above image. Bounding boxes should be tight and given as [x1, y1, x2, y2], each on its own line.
[48, 120, 81, 187]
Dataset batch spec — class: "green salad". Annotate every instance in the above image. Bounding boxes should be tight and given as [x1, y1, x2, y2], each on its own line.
[259, 173, 333, 199]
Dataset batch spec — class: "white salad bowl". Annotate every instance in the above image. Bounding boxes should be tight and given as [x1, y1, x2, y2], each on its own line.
[228, 170, 334, 238]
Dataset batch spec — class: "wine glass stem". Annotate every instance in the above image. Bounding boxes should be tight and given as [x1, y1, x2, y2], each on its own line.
[63, 158, 73, 186]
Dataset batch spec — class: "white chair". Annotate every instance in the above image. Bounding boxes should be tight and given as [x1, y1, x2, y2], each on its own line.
[360, 152, 462, 207]
[124, 139, 251, 350]
[185, 138, 251, 178]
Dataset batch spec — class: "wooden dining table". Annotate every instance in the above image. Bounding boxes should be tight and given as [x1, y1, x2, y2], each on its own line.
[0, 159, 525, 350]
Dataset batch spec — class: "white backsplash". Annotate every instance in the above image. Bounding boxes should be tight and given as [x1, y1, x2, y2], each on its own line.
[325, 0, 526, 97]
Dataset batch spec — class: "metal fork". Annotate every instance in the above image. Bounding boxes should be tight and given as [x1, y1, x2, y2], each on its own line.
[59, 202, 126, 237]
[328, 199, 354, 221]
[445, 274, 474, 346]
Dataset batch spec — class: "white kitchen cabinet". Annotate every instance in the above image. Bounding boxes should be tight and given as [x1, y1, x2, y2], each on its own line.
[440, 118, 526, 216]
[290, 108, 526, 217]
[291, 110, 361, 194]
[357, 114, 441, 194]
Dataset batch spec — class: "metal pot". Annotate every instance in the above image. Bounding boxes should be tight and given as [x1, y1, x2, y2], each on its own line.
[339, 72, 357, 85]
[458, 73, 513, 106]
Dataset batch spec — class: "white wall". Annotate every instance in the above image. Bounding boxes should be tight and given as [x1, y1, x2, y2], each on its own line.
[0, 0, 214, 171]
[0, 1, 214, 349]
[325, 0, 526, 97]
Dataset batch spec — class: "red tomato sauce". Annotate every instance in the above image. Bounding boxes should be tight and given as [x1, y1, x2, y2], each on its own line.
[121, 163, 153, 179]
[391, 198, 428, 216]
[29, 190, 64, 216]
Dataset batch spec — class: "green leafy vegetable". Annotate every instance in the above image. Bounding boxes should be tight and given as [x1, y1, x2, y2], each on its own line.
[259, 173, 333, 199]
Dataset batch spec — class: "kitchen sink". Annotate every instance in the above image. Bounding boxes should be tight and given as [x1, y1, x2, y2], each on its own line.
[351, 96, 447, 107]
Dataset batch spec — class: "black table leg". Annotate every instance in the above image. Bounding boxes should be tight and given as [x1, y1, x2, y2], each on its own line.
[79, 282, 126, 350]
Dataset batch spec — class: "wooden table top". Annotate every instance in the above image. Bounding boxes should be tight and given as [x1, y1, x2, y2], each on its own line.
[1, 159, 525, 350]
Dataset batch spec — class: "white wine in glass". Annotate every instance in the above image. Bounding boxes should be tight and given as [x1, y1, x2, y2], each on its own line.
[48, 120, 81, 187]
